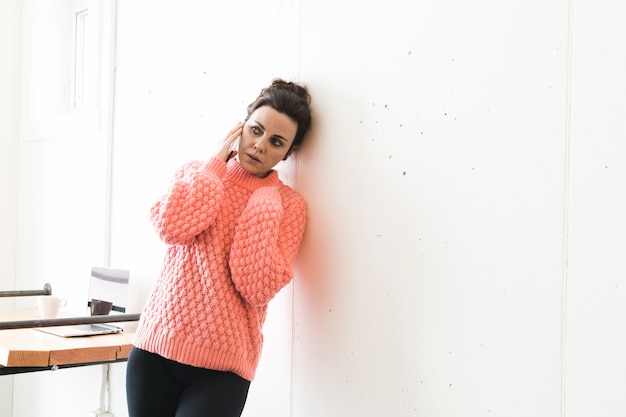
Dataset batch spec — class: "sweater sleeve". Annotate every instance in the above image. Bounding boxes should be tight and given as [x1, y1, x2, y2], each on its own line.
[229, 186, 307, 307]
[150, 158, 227, 245]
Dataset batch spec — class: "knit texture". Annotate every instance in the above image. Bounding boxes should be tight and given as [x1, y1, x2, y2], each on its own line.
[133, 157, 306, 380]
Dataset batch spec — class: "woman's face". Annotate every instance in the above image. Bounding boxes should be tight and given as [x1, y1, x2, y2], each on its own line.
[238, 105, 298, 178]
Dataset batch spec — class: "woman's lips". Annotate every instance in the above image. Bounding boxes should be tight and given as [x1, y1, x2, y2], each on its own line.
[245, 153, 261, 164]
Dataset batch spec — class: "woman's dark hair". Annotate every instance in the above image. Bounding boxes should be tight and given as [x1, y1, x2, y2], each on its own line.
[246, 79, 312, 153]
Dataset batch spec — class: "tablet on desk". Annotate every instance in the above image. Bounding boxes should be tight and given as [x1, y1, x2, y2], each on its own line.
[34, 323, 123, 337]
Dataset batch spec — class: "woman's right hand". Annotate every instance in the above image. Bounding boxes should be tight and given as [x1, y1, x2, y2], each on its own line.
[216, 122, 243, 162]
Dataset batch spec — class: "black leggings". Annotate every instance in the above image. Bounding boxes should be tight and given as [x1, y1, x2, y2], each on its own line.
[126, 347, 251, 417]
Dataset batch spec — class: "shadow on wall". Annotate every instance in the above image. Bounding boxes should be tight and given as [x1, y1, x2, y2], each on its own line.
[291, 80, 432, 411]
[295, 77, 428, 318]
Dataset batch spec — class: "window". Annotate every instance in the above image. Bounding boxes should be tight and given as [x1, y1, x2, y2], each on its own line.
[20, 0, 114, 140]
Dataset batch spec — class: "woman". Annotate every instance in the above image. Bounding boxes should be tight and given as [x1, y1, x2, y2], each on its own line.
[126, 79, 312, 417]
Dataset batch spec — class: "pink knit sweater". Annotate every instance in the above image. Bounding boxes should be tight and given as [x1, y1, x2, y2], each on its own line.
[133, 157, 306, 380]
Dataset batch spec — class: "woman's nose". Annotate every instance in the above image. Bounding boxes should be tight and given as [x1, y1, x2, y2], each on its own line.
[254, 136, 266, 152]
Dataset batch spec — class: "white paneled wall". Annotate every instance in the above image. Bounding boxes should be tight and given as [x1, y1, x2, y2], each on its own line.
[6, 0, 626, 416]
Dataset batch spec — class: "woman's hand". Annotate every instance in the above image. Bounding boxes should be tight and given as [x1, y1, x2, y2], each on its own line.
[216, 122, 243, 162]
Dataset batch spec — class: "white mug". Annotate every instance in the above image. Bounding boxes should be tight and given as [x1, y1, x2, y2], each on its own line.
[38, 296, 67, 319]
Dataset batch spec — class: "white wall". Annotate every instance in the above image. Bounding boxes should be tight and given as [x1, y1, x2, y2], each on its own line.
[0, 1, 22, 416]
[7, 0, 626, 417]
[564, 2, 626, 416]
[295, 1, 569, 415]
[0, 0, 21, 305]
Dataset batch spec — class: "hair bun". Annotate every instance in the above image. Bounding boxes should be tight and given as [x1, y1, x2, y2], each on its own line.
[270, 79, 311, 105]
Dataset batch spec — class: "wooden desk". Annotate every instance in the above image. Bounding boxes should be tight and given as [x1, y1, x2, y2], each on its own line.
[0, 308, 137, 375]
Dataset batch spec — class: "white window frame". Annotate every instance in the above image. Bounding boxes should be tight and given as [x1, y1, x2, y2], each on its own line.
[20, 0, 112, 141]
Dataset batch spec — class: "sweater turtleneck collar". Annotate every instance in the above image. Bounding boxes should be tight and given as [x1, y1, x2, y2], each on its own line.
[226, 159, 282, 190]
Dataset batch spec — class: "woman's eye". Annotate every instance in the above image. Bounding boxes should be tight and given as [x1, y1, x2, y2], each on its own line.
[271, 138, 283, 147]
[251, 126, 261, 135]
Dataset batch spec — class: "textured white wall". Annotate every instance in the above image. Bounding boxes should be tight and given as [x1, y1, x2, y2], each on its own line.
[295, 1, 569, 415]
[8, 0, 626, 416]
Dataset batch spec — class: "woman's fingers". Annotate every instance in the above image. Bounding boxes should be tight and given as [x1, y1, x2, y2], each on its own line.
[216, 122, 243, 161]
